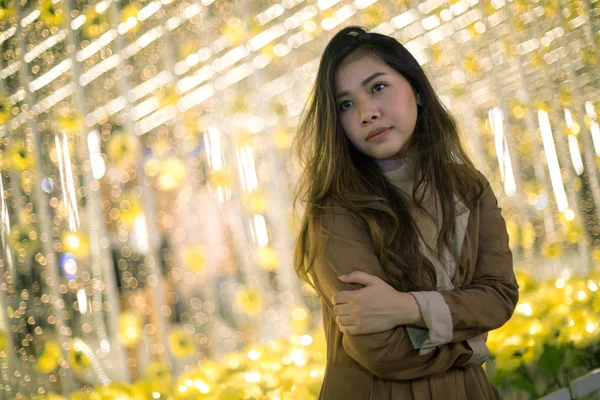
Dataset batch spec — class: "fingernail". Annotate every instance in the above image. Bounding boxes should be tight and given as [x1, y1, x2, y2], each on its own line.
[338, 275, 346, 281]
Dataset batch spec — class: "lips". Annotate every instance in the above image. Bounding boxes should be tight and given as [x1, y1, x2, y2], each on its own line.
[366, 127, 392, 141]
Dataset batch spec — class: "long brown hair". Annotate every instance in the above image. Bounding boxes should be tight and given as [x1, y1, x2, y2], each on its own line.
[293, 26, 484, 292]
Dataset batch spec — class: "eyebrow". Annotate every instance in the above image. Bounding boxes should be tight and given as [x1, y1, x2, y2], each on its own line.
[335, 72, 387, 99]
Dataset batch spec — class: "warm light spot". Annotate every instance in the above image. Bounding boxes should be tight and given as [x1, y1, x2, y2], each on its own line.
[248, 350, 260, 360]
[564, 209, 575, 221]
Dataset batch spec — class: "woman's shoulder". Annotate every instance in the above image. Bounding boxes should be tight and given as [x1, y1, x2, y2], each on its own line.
[447, 164, 489, 207]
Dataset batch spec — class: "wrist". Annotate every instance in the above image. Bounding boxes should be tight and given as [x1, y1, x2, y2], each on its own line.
[396, 292, 422, 326]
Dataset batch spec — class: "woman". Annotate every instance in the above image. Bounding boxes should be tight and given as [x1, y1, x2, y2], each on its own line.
[293, 26, 518, 399]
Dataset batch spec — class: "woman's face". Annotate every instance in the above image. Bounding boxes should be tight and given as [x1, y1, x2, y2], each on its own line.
[335, 54, 418, 169]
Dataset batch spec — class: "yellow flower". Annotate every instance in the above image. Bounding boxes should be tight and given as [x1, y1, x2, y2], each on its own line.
[68, 341, 91, 374]
[118, 312, 142, 348]
[57, 108, 83, 135]
[107, 131, 139, 167]
[542, 241, 562, 259]
[83, 9, 108, 39]
[243, 191, 268, 213]
[183, 244, 205, 273]
[0, 329, 7, 352]
[273, 129, 293, 150]
[0, 0, 16, 22]
[236, 288, 263, 315]
[121, 3, 140, 23]
[36, 340, 61, 373]
[209, 168, 233, 188]
[256, 247, 279, 271]
[139, 360, 172, 392]
[0, 96, 11, 124]
[169, 328, 196, 359]
[158, 86, 179, 108]
[492, 334, 523, 371]
[39, 0, 63, 27]
[5, 140, 34, 171]
[95, 382, 145, 400]
[8, 224, 40, 257]
[118, 194, 143, 227]
[69, 391, 101, 400]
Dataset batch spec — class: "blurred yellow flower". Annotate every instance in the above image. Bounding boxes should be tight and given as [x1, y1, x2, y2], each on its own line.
[68, 341, 91, 374]
[0, 96, 11, 124]
[237, 288, 263, 315]
[107, 132, 139, 168]
[0, 329, 7, 352]
[57, 108, 83, 135]
[4, 140, 34, 171]
[83, 9, 108, 39]
[157, 157, 186, 191]
[542, 241, 562, 259]
[39, 0, 63, 27]
[119, 194, 143, 227]
[209, 168, 233, 188]
[35, 340, 61, 373]
[257, 246, 279, 271]
[243, 191, 268, 214]
[183, 244, 206, 273]
[0, 1, 16, 22]
[8, 224, 40, 257]
[169, 328, 196, 359]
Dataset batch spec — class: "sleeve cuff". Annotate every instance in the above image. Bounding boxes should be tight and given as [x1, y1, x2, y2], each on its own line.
[407, 291, 453, 355]
[459, 334, 490, 366]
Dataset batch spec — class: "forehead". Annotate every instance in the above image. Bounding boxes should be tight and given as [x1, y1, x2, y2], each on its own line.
[335, 54, 396, 90]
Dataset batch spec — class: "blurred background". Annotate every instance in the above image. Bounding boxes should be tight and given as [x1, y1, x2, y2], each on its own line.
[0, 0, 598, 398]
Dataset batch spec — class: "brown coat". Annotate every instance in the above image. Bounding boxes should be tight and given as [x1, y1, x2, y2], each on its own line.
[309, 174, 519, 399]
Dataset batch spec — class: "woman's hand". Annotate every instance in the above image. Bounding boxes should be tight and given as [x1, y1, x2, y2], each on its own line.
[332, 271, 424, 334]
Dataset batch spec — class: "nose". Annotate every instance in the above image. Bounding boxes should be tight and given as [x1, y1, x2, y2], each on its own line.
[360, 102, 380, 125]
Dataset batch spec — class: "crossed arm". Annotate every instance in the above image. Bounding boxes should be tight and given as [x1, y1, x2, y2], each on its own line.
[310, 181, 518, 379]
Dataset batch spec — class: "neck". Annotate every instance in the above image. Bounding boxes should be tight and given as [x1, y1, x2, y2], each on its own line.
[376, 157, 407, 173]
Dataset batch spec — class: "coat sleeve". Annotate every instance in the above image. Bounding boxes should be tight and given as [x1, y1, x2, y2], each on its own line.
[439, 176, 519, 343]
[310, 204, 474, 380]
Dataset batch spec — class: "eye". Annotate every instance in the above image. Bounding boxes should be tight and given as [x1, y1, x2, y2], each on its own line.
[339, 100, 353, 112]
[372, 83, 387, 93]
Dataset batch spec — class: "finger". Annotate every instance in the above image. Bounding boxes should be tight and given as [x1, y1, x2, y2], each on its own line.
[338, 324, 358, 335]
[339, 271, 380, 286]
[336, 315, 354, 326]
[333, 304, 351, 316]
[331, 291, 352, 305]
